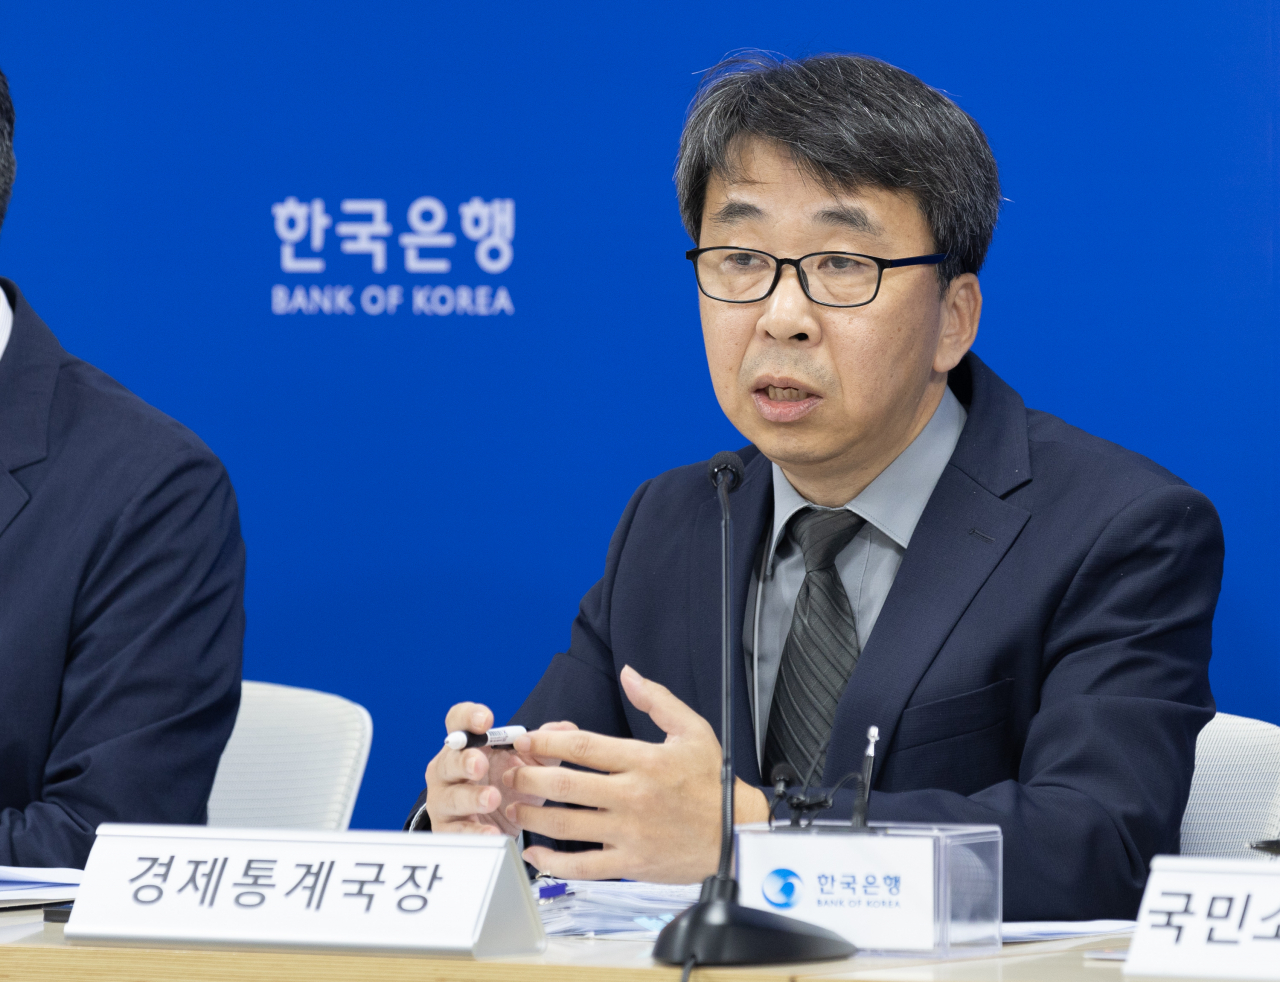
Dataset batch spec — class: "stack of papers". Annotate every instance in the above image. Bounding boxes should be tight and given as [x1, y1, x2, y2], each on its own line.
[533, 879, 700, 938]
[1002, 920, 1135, 942]
[531, 879, 1138, 945]
[0, 866, 81, 908]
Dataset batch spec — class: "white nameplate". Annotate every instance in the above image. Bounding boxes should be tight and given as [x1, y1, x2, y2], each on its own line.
[1125, 855, 1280, 979]
[66, 824, 545, 958]
[736, 824, 939, 952]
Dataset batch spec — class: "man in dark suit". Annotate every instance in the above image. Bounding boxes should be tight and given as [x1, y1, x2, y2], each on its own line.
[411, 54, 1221, 920]
[0, 69, 245, 867]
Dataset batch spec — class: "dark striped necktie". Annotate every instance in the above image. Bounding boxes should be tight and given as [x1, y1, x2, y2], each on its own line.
[763, 506, 867, 782]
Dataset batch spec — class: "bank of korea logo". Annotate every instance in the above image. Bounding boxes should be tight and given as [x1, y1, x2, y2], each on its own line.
[270, 196, 515, 318]
[762, 869, 803, 909]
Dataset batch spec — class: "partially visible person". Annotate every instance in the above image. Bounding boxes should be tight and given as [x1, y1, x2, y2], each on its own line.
[0, 67, 245, 867]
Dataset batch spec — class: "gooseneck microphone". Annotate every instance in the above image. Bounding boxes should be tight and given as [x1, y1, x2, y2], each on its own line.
[709, 451, 743, 881]
[653, 452, 854, 975]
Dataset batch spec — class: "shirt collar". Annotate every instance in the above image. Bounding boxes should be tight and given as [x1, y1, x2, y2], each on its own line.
[0, 284, 11, 367]
[766, 385, 967, 574]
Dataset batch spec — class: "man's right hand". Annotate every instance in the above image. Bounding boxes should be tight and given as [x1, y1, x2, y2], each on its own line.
[424, 702, 577, 836]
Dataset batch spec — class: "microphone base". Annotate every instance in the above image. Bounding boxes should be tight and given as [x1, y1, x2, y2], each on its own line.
[652, 876, 855, 966]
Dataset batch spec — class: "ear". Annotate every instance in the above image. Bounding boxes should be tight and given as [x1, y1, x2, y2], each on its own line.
[934, 272, 982, 373]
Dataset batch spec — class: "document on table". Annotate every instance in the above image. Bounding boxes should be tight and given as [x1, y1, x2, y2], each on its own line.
[533, 879, 1137, 944]
[0, 865, 81, 908]
[1002, 920, 1135, 942]
[534, 879, 701, 938]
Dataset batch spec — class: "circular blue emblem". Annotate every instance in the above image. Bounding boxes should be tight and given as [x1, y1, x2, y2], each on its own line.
[761, 868, 803, 909]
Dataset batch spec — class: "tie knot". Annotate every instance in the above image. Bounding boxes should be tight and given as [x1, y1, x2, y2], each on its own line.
[790, 507, 867, 572]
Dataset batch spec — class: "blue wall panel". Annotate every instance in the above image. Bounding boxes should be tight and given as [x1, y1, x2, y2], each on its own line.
[0, 1, 1275, 829]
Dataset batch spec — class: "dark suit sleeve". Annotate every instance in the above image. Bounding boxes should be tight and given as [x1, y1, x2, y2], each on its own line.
[0, 449, 245, 867]
[858, 483, 1221, 919]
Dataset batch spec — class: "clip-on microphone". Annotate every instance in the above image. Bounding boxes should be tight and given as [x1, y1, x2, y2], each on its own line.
[653, 452, 855, 974]
[769, 727, 879, 829]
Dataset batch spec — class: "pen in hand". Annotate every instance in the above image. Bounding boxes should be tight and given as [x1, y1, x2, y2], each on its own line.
[443, 726, 527, 751]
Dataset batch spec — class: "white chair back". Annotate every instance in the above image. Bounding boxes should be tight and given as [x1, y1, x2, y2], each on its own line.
[1181, 712, 1280, 858]
[206, 680, 373, 831]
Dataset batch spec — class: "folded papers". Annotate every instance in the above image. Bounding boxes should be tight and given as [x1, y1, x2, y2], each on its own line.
[533, 879, 700, 938]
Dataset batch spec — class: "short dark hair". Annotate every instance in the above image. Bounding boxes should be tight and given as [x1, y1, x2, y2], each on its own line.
[675, 53, 1001, 283]
[0, 68, 13, 235]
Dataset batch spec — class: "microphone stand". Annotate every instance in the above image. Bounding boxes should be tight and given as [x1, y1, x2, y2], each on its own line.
[653, 452, 855, 974]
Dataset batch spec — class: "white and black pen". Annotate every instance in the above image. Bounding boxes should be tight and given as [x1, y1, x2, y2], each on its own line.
[443, 726, 527, 751]
[859, 726, 879, 808]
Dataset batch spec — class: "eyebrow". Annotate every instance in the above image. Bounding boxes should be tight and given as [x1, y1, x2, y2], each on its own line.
[707, 200, 764, 225]
[813, 205, 884, 236]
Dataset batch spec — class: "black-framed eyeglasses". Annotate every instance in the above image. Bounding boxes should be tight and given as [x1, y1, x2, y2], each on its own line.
[685, 247, 947, 308]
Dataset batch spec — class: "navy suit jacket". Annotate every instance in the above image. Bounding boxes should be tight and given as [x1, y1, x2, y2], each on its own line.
[410, 351, 1221, 920]
[0, 279, 245, 867]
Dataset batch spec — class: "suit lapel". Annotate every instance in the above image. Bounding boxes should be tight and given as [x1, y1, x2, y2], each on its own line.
[823, 353, 1035, 785]
[0, 280, 62, 543]
[689, 449, 771, 787]
[0, 471, 29, 539]
[824, 466, 1029, 783]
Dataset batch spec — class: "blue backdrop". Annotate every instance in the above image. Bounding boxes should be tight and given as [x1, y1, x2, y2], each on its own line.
[1, 2, 1275, 830]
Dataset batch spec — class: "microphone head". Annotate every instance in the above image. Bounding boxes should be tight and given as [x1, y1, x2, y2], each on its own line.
[707, 451, 745, 492]
[770, 762, 801, 788]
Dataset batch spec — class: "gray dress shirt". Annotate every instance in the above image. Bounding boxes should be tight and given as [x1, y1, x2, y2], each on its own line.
[743, 386, 967, 770]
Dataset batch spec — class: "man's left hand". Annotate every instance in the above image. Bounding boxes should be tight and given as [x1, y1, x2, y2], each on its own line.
[501, 664, 769, 883]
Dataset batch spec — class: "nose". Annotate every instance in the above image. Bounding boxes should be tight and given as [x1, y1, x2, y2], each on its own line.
[757, 261, 821, 344]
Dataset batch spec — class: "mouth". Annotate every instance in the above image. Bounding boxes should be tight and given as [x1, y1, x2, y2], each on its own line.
[751, 377, 823, 423]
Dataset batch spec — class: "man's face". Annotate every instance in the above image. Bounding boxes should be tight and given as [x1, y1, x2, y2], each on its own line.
[698, 138, 975, 489]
